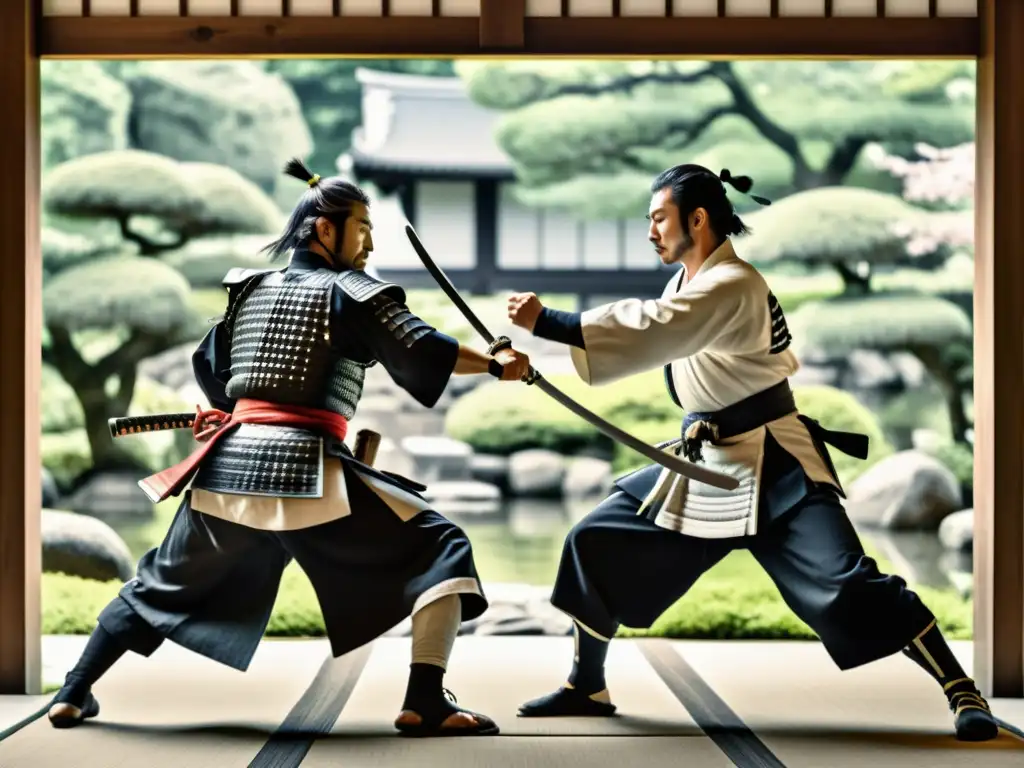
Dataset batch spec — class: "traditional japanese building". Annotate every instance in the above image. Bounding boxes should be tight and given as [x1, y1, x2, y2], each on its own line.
[345, 66, 667, 297]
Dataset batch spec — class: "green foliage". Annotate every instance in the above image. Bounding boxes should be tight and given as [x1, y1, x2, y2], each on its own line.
[926, 441, 974, 490]
[163, 235, 276, 289]
[41, 430, 157, 489]
[42, 227, 118, 279]
[447, 369, 888, 489]
[41, 364, 83, 434]
[40, 376, 192, 486]
[618, 549, 971, 641]
[43, 149, 202, 223]
[456, 60, 975, 218]
[789, 292, 973, 356]
[40, 548, 971, 641]
[43, 150, 283, 247]
[44, 254, 197, 336]
[735, 187, 938, 268]
[445, 368, 674, 458]
[878, 61, 976, 103]
[446, 376, 603, 456]
[877, 386, 953, 444]
[178, 163, 284, 237]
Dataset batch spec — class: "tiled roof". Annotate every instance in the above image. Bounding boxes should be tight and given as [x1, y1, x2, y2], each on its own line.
[344, 68, 514, 177]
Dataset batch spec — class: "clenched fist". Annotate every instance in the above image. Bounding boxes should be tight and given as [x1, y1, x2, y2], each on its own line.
[507, 292, 544, 332]
[494, 346, 532, 381]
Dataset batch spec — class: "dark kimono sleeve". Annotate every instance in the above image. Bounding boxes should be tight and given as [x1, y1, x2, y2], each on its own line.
[191, 323, 235, 412]
[333, 287, 460, 409]
[533, 307, 586, 349]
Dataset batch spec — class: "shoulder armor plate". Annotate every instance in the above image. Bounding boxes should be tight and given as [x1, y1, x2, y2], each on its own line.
[335, 270, 406, 304]
[222, 267, 279, 287]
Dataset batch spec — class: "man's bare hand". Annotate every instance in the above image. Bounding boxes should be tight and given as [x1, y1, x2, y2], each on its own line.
[193, 404, 229, 442]
[507, 292, 544, 332]
[494, 347, 531, 382]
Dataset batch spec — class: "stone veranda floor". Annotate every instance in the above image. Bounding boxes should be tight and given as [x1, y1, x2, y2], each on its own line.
[1, 636, 1023, 767]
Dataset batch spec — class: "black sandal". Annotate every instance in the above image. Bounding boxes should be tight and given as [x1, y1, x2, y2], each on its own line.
[395, 688, 500, 738]
[518, 686, 617, 718]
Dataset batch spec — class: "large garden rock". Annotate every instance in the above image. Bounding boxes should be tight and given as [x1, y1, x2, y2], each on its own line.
[469, 454, 510, 494]
[508, 449, 567, 498]
[42, 508, 134, 582]
[422, 480, 501, 516]
[401, 436, 473, 482]
[126, 61, 313, 196]
[846, 450, 961, 530]
[562, 457, 612, 498]
[938, 508, 974, 553]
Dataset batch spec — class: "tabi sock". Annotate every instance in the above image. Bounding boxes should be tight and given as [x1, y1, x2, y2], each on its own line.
[402, 594, 462, 718]
[567, 621, 610, 696]
[57, 625, 127, 703]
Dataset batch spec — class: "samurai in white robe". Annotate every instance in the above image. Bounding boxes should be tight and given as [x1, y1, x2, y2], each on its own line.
[512, 164, 998, 743]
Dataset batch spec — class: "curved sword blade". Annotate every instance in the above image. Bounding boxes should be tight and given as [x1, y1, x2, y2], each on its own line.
[404, 225, 739, 492]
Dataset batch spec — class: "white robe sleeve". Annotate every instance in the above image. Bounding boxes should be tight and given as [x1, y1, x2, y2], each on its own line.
[570, 276, 748, 386]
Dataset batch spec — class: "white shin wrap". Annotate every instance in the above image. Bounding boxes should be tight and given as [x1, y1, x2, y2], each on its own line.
[411, 594, 461, 670]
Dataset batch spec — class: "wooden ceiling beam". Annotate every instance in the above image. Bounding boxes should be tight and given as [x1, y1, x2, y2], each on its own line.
[38, 16, 978, 58]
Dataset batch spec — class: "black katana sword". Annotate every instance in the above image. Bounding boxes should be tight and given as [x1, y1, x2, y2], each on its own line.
[404, 225, 739, 491]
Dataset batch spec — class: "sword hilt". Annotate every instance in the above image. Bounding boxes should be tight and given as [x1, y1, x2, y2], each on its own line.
[487, 359, 541, 385]
[353, 429, 381, 466]
[109, 412, 196, 438]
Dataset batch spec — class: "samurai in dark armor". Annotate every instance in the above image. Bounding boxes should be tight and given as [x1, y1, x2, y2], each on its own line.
[48, 158, 532, 738]
[505, 164, 1000, 742]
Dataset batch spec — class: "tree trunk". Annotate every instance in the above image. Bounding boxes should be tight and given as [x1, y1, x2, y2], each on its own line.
[47, 325, 167, 479]
[835, 262, 872, 295]
[117, 215, 188, 256]
[910, 345, 971, 444]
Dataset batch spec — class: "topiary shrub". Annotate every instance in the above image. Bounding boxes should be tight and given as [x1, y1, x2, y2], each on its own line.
[447, 371, 889, 488]
[41, 364, 84, 435]
[790, 292, 973, 444]
[445, 368, 676, 458]
[162, 234, 276, 289]
[42, 429, 163, 491]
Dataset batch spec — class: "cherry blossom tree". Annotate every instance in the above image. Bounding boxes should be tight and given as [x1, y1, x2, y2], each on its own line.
[869, 142, 975, 254]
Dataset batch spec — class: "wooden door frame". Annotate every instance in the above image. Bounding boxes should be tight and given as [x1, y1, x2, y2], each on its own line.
[3, 0, 1021, 699]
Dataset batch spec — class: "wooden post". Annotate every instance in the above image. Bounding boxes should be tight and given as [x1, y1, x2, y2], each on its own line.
[479, 0, 525, 50]
[0, 0, 42, 696]
[973, 0, 1024, 699]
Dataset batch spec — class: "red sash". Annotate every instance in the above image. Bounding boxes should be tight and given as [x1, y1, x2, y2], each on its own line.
[138, 398, 349, 502]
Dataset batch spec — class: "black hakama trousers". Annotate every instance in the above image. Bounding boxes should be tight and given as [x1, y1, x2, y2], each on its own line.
[550, 433, 935, 671]
[97, 460, 489, 671]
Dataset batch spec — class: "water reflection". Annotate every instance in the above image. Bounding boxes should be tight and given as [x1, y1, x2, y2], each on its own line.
[450, 499, 972, 596]
[447, 498, 581, 587]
